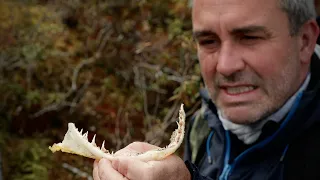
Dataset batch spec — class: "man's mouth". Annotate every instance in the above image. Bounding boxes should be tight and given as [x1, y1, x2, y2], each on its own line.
[223, 86, 257, 95]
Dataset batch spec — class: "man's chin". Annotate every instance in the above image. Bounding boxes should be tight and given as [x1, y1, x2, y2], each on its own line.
[227, 118, 259, 125]
[220, 107, 262, 125]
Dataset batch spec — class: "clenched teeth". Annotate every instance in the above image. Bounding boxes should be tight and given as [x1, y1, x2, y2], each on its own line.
[226, 86, 255, 94]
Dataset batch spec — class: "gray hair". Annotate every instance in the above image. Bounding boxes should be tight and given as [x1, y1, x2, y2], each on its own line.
[189, 0, 317, 35]
[279, 0, 317, 35]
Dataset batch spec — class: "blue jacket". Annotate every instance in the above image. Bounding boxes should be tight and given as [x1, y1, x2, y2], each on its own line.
[184, 53, 320, 180]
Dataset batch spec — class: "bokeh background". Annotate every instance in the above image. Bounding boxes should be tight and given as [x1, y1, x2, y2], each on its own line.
[0, 0, 202, 179]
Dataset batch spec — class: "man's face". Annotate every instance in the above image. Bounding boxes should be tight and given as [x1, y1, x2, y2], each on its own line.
[192, 0, 307, 124]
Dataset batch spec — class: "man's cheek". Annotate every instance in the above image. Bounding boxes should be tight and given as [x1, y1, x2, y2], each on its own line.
[202, 68, 216, 86]
[199, 59, 214, 75]
[203, 57, 217, 75]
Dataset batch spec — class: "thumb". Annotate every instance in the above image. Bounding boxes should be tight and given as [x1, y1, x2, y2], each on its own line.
[126, 142, 159, 151]
[115, 142, 159, 156]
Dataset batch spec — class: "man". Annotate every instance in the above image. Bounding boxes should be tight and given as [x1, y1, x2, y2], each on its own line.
[93, 0, 320, 179]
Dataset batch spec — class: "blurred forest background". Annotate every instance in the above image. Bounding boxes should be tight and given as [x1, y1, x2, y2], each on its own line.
[0, 0, 202, 179]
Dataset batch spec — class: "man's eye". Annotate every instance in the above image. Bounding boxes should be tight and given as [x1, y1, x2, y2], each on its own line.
[199, 39, 217, 46]
[240, 35, 263, 45]
[242, 36, 261, 40]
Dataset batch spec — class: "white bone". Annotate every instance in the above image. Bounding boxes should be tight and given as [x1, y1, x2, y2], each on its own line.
[91, 134, 96, 146]
[49, 104, 186, 162]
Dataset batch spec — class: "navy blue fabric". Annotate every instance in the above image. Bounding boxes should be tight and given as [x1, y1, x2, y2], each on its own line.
[184, 54, 320, 180]
[0, 150, 2, 180]
[317, 17, 320, 44]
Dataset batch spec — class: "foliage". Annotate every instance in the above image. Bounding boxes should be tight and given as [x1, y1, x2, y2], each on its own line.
[1, 138, 50, 180]
[0, 0, 201, 179]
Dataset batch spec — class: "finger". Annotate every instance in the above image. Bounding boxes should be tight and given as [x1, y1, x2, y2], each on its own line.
[114, 147, 138, 156]
[93, 160, 101, 180]
[98, 158, 128, 180]
[115, 142, 157, 156]
[126, 142, 159, 151]
[112, 156, 150, 179]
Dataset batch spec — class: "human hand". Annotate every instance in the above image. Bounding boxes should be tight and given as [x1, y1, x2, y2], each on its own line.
[93, 142, 191, 180]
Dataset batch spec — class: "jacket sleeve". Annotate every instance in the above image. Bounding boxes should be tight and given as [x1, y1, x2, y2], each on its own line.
[184, 117, 214, 180]
[183, 113, 196, 161]
[185, 160, 215, 180]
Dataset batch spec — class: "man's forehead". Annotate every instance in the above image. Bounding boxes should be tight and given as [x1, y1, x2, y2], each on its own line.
[192, 0, 282, 28]
[192, 0, 279, 17]
[193, 0, 242, 7]
[192, 0, 278, 7]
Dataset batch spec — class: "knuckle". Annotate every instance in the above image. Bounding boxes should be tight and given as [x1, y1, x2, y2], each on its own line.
[97, 159, 110, 179]
[118, 159, 129, 177]
[129, 141, 141, 148]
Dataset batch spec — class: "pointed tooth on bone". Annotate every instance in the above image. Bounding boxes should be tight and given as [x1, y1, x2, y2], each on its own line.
[91, 134, 96, 146]
[101, 140, 108, 153]
[80, 129, 83, 134]
[83, 131, 88, 140]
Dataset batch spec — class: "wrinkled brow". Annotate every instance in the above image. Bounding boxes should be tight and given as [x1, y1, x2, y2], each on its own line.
[231, 25, 272, 37]
[193, 30, 218, 40]
[193, 25, 272, 40]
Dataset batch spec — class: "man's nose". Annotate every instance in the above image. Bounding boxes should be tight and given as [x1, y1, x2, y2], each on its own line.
[216, 42, 245, 76]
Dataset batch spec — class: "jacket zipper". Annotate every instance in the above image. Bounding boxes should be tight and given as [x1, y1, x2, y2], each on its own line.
[218, 131, 232, 180]
[219, 164, 231, 180]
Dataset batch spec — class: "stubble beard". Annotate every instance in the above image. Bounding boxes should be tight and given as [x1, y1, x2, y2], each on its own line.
[207, 61, 300, 124]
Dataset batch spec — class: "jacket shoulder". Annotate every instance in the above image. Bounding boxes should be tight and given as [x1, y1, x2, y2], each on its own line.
[284, 122, 320, 180]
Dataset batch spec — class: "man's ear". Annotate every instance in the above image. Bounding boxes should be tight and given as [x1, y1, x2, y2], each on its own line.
[299, 20, 320, 64]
